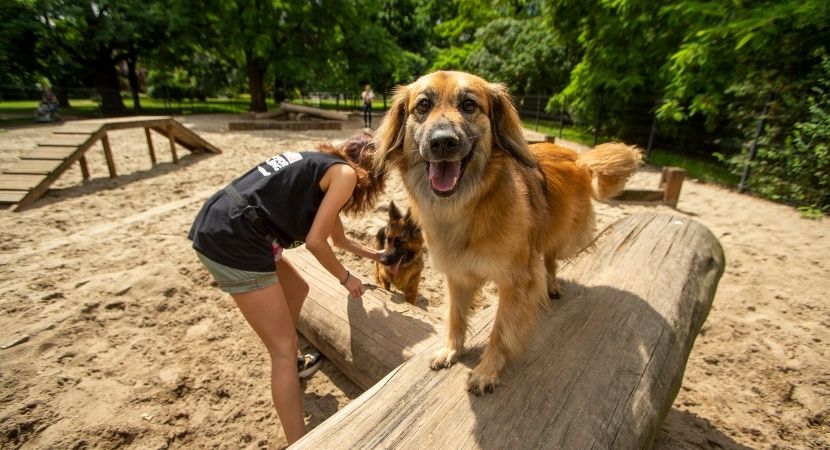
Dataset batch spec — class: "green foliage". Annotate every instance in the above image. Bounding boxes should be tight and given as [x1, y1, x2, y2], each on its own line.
[728, 57, 830, 212]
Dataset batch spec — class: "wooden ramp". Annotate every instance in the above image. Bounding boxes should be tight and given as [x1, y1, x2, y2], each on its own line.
[290, 212, 724, 449]
[0, 116, 220, 211]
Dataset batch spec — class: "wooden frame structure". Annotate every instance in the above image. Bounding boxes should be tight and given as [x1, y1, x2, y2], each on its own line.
[613, 166, 687, 207]
[288, 212, 724, 448]
[0, 116, 220, 211]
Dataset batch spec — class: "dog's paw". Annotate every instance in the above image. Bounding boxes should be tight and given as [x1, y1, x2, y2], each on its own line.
[429, 347, 459, 370]
[546, 277, 562, 300]
[467, 366, 499, 395]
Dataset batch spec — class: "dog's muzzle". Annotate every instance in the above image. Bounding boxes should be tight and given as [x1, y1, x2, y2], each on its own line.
[422, 128, 472, 197]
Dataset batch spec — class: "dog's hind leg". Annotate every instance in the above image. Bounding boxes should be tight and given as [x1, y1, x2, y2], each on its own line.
[468, 263, 547, 394]
[543, 251, 562, 300]
[430, 274, 483, 370]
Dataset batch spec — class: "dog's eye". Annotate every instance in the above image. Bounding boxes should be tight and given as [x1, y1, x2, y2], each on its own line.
[416, 99, 431, 114]
[462, 99, 477, 113]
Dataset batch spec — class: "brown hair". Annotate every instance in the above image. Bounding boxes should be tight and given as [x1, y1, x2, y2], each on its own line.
[317, 131, 386, 216]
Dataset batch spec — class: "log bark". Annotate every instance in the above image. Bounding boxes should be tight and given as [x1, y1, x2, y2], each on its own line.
[279, 102, 349, 121]
[292, 212, 724, 449]
[290, 247, 442, 390]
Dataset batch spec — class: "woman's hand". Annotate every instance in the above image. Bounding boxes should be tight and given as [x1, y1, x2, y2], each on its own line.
[343, 272, 365, 299]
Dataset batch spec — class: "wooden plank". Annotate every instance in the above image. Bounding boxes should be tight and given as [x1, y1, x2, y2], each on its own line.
[0, 174, 46, 190]
[36, 135, 91, 147]
[280, 102, 349, 121]
[21, 146, 76, 160]
[0, 190, 28, 203]
[79, 156, 90, 180]
[292, 213, 724, 449]
[662, 167, 686, 207]
[144, 127, 157, 165]
[166, 125, 179, 163]
[289, 247, 441, 390]
[3, 159, 64, 175]
[613, 189, 665, 203]
[101, 133, 117, 177]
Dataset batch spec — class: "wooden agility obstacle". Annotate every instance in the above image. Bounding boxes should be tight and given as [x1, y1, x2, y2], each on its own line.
[289, 212, 724, 448]
[613, 166, 687, 207]
[0, 116, 220, 211]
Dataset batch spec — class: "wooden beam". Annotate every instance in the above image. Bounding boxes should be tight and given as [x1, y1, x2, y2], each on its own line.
[79, 156, 90, 181]
[101, 133, 117, 178]
[144, 127, 158, 166]
[167, 125, 179, 163]
[661, 167, 686, 207]
[292, 213, 724, 449]
[279, 102, 349, 121]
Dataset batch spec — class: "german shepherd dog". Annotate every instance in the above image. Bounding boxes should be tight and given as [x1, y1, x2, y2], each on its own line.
[374, 201, 425, 305]
[372, 71, 642, 394]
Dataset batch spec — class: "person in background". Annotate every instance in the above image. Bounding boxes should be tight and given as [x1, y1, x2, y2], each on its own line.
[188, 132, 385, 444]
[361, 84, 374, 129]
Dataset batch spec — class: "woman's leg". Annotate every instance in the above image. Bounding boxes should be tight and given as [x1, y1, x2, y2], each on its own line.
[232, 279, 306, 444]
[276, 257, 309, 327]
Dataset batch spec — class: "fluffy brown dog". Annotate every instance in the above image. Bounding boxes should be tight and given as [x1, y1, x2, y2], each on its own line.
[373, 71, 642, 394]
[374, 201, 425, 305]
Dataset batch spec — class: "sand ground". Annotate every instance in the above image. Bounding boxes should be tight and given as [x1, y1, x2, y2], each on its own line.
[0, 114, 827, 449]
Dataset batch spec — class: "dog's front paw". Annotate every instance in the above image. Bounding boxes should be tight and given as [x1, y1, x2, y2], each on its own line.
[429, 347, 459, 370]
[467, 365, 500, 395]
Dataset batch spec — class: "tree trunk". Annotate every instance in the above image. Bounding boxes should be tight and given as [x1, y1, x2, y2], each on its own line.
[245, 51, 267, 112]
[127, 49, 142, 111]
[94, 52, 125, 116]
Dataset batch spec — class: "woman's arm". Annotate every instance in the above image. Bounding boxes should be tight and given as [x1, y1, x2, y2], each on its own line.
[304, 164, 369, 298]
[330, 215, 382, 262]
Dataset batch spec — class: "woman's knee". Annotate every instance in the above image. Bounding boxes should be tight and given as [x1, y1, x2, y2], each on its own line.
[264, 332, 299, 361]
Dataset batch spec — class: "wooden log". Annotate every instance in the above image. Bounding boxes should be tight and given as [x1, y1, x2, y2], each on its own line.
[290, 247, 442, 390]
[292, 212, 724, 449]
[279, 102, 349, 121]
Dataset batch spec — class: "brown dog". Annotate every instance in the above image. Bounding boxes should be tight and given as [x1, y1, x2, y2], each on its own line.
[374, 201, 425, 305]
[372, 70, 642, 394]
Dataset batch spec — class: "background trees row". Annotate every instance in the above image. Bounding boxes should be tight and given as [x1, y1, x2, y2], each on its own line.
[1, 0, 828, 211]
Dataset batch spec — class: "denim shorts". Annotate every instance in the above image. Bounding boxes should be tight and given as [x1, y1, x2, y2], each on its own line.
[195, 251, 278, 294]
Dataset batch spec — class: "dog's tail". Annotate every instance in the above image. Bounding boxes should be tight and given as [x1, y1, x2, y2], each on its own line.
[576, 142, 643, 201]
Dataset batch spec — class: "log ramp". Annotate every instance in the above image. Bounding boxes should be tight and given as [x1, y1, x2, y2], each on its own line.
[289, 212, 724, 449]
[0, 116, 221, 211]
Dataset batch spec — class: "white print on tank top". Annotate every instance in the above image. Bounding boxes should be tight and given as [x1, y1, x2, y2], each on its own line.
[258, 152, 304, 176]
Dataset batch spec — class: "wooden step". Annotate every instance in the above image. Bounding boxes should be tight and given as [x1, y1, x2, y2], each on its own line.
[0, 174, 46, 191]
[53, 128, 97, 135]
[22, 146, 76, 160]
[36, 135, 92, 147]
[0, 190, 28, 203]
[3, 159, 64, 175]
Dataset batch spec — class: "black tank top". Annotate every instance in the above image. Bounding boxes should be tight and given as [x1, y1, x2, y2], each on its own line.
[188, 151, 346, 271]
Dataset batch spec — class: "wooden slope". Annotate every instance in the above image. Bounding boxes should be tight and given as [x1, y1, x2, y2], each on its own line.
[0, 116, 220, 210]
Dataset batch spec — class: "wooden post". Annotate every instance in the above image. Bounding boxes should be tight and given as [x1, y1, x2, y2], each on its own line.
[291, 213, 724, 449]
[661, 167, 686, 207]
[101, 133, 117, 178]
[144, 127, 157, 166]
[166, 125, 179, 163]
[78, 156, 90, 181]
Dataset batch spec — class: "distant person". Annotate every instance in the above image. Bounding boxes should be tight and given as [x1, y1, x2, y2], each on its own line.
[188, 132, 385, 444]
[361, 84, 374, 129]
[37, 87, 62, 123]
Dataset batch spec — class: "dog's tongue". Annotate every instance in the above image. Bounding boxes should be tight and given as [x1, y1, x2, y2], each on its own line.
[390, 256, 404, 275]
[428, 161, 461, 193]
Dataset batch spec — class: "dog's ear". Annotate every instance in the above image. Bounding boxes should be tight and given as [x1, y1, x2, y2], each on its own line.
[487, 82, 537, 168]
[388, 200, 402, 220]
[404, 208, 421, 232]
[373, 85, 409, 172]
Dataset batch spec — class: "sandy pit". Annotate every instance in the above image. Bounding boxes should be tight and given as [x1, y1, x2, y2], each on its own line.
[0, 114, 827, 449]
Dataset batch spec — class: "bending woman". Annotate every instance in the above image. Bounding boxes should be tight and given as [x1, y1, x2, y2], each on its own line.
[188, 132, 385, 444]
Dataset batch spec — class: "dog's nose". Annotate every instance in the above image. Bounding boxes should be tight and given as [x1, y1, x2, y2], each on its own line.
[429, 130, 459, 156]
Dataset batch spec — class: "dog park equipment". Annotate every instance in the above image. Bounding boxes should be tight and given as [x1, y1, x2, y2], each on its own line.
[228, 102, 348, 131]
[0, 116, 220, 211]
[613, 166, 687, 207]
[288, 212, 724, 448]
